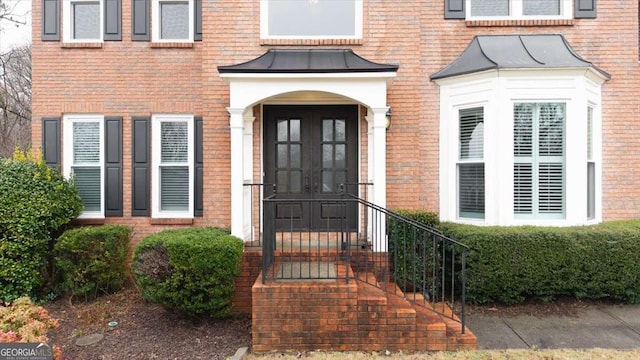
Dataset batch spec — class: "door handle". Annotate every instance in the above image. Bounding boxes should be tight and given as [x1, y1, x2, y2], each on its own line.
[304, 174, 310, 193]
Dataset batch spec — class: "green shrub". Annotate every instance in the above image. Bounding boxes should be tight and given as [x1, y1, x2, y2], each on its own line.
[388, 209, 441, 295]
[132, 227, 244, 317]
[54, 225, 132, 300]
[439, 221, 640, 304]
[0, 151, 83, 302]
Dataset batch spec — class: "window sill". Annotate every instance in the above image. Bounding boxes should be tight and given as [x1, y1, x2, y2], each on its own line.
[61, 42, 103, 49]
[150, 42, 194, 49]
[465, 19, 574, 27]
[73, 218, 106, 225]
[260, 38, 363, 46]
[150, 218, 194, 225]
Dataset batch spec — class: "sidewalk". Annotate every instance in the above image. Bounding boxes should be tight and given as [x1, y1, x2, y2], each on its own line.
[466, 305, 640, 349]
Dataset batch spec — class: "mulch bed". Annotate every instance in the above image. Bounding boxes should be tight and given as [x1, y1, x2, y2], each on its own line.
[45, 287, 251, 360]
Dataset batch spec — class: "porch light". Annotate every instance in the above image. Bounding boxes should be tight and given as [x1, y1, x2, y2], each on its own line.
[385, 107, 392, 130]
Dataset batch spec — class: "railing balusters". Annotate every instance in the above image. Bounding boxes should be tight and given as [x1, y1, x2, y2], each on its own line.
[259, 187, 469, 329]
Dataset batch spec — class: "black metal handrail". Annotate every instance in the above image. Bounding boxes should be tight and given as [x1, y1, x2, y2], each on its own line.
[259, 186, 469, 333]
[343, 193, 469, 334]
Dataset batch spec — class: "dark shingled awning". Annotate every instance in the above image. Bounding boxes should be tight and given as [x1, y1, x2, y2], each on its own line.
[218, 49, 399, 74]
[430, 34, 610, 80]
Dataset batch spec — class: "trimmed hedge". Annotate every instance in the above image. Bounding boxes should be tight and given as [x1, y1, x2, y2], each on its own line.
[132, 227, 244, 317]
[0, 151, 82, 303]
[440, 221, 640, 304]
[54, 225, 132, 300]
[388, 210, 441, 293]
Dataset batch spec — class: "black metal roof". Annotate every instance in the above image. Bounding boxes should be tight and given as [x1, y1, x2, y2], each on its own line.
[430, 34, 610, 80]
[218, 49, 399, 74]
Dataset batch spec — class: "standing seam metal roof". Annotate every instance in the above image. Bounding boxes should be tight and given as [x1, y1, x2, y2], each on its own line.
[430, 34, 610, 80]
[218, 49, 399, 74]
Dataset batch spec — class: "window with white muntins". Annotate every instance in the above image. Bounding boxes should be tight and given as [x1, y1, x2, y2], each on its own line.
[63, 0, 103, 42]
[467, 0, 572, 20]
[260, 0, 363, 39]
[152, 0, 194, 42]
[63, 115, 104, 218]
[152, 115, 194, 218]
[513, 103, 565, 219]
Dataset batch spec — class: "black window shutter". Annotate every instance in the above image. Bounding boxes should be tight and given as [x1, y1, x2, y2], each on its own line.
[194, 0, 202, 41]
[42, 117, 60, 167]
[105, 117, 123, 217]
[104, 0, 122, 41]
[42, 0, 60, 41]
[194, 117, 203, 217]
[444, 0, 465, 19]
[132, 117, 151, 216]
[575, 0, 597, 19]
[131, 0, 150, 41]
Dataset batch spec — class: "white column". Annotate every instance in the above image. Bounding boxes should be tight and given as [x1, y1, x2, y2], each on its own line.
[228, 107, 245, 239]
[243, 110, 256, 240]
[370, 107, 389, 252]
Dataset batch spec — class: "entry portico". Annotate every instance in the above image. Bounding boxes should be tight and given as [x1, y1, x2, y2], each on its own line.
[218, 49, 398, 242]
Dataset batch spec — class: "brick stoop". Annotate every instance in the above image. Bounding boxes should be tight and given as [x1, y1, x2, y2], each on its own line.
[251, 266, 477, 352]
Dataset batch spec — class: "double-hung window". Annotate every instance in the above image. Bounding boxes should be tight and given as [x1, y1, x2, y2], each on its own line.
[63, 115, 104, 217]
[587, 106, 595, 220]
[152, 115, 194, 218]
[513, 103, 565, 219]
[458, 107, 485, 219]
[260, 0, 363, 39]
[467, 0, 571, 20]
[152, 0, 194, 42]
[63, 0, 103, 42]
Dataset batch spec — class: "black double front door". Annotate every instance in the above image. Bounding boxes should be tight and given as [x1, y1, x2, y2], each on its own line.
[264, 105, 358, 231]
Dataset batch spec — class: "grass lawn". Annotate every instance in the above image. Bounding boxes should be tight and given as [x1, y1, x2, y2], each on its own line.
[246, 349, 640, 360]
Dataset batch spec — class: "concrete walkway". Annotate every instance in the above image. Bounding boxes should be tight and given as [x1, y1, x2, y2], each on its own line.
[466, 305, 640, 349]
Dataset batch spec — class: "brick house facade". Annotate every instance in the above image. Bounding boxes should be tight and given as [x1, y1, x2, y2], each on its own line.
[32, 0, 640, 243]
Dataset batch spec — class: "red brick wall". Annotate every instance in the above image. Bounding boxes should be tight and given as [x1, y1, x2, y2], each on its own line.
[32, 0, 640, 241]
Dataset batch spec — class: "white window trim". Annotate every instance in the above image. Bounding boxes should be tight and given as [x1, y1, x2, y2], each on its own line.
[152, 0, 194, 43]
[63, 114, 105, 219]
[260, 0, 363, 40]
[457, 106, 485, 220]
[436, 70, 606, 227]
[512, 101, 566, 220]
[151, 114, 194, 218]
[465, 0, 572, 21]
[62, 0, 104, 43]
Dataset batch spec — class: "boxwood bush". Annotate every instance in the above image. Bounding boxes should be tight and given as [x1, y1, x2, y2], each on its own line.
[388, 209, 441, 294]
[440, 221, 640, 304]
[0, 151, 82, 303]
[54, 225, 132, 300]
[132, 227, 244, 317]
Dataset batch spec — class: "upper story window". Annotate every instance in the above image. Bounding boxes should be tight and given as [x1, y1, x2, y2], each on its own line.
[467, 0, 572, 20]
[63, 0, 104, 42]
[260, 0, 363, 39]
[152, 0, 194, 42]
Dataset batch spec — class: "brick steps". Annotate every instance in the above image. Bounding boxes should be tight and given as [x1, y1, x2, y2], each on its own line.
[252, 267, 477, 352]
